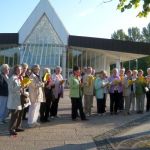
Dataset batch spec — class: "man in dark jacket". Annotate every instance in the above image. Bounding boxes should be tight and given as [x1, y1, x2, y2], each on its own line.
[0, 64, 9, 124]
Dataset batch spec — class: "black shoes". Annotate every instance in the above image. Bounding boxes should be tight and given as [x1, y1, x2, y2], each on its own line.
[15, 128, 25, 132]
[81, 118, 88, 121]
[40, 118, 50, 123]
[10, 128, 24, 136]
[72, 118, 77, 121]
[114, 112, 118, 115]
[72, 118, 88, 121]
[22, 117, 28, 120]
[137, 111, 143, 114]
[10, 130, 17, 136]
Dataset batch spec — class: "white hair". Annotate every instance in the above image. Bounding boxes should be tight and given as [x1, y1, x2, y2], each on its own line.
[0, 64, 9, 73]
[147, 68, 150, 73]
[120, 68, 125, 72]
[133, 69, 138, 74]
[113, 68, 118, 73]
[55, 66, 62, 72]
[31, 64, 40, 71]
[43, 68, 51, 74]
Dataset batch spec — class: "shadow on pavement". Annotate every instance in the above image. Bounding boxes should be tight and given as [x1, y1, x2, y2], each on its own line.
[43, 141, 96, 150]
[95, 128, 150, 149]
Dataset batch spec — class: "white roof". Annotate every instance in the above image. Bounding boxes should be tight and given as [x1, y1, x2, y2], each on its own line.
[19, 0, 68, 45]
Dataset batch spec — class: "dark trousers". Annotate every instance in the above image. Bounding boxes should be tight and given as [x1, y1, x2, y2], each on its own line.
[22, 106, 29, 119]
[118, 92, 124, 110]
[9, 109, 23, 132]
[97, 98, 105, 114]
[146, 90, 150, 111]
[104, 94, 107, 112]
[110, 92, 122, 113]
[40, 102, 46, 121]
[50, 95, 60, 117]
[45, 99, 52, 119]
[71, 97, 86, 120]
[40, 98, 52, 121]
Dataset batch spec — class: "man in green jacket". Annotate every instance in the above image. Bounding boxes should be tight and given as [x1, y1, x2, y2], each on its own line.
[69, 66, 87, 121]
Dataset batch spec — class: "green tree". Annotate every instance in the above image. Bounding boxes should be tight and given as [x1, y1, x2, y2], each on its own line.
[111, 27, 143, 42]
[111, 26, 150, 74]
[117, 0, 150, 17]
[138, 57, 150, 75]
[142, 23, 150, 43]
[128, 27, 143, 42]
[111, 29, 128, 40]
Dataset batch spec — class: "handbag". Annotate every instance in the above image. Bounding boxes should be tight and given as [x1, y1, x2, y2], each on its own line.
[21, 89, 29, 106]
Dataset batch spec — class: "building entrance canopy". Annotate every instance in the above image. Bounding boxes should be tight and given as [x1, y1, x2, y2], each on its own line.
[0, 38, 149, 78]
[67, 35, 150, 74]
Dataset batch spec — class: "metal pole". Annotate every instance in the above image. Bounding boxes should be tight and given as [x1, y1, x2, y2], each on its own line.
[76, 50, 78, 66]
[136, 59, 138, 70]
[81, 49, 83, 68]
[72, 49, 74, 69]
[86, 50, 87, 67]
[94, 53, 96, 69]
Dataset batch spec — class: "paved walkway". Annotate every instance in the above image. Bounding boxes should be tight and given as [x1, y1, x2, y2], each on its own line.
[0, 89, 150, 150]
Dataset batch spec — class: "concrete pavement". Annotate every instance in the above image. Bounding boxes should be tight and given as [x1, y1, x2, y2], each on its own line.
[0, 89, 150, 150]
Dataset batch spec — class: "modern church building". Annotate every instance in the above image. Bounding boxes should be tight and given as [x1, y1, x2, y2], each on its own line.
[0, 0, 150, 78]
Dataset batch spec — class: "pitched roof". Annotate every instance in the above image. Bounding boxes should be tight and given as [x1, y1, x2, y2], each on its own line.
[19, 0, 68, 45]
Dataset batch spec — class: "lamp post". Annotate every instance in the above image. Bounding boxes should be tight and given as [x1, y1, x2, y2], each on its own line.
[129, 60, 130, 70]
[135, 59, 138, 70]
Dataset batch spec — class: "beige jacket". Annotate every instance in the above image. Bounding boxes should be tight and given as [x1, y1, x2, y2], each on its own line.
[83, 74, 94, 95]
[29, 73, 45, 103]
[7, 75, 22, 110]
[123, 77, 132, 97]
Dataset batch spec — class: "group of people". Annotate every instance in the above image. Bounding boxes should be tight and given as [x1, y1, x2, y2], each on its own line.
[0, 64, 64, 135]
[0, 63, 150, 136]
[69, 66, 150, 120]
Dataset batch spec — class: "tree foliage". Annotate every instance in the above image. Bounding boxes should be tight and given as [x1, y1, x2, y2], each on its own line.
[117, 0, 150, 17]
[111, 27, 144, 42]
[111, 23, 150, 74]
[111, 29, 128, 40]
[142, 23, 150, 43]
[127, 27, 143, 42]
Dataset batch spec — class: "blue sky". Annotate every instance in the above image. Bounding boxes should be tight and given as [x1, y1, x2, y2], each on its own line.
[0, 0, 150, 38]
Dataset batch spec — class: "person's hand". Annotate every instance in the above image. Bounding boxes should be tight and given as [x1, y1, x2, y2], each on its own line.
[80, 82, 83, 88]
[39, 82, 45, 87]
[103, 82, 110, 87]
[60, 80, 65, 85]
[20, 88, 24, 94]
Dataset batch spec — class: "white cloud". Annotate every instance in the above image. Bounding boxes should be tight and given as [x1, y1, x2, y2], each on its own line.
[78, 8, 95, 17]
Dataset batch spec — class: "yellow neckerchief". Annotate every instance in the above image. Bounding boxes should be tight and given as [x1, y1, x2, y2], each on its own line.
[120, 74, 124, 81]
[137, 76, 146, 83]
[87, 74, 94, 86]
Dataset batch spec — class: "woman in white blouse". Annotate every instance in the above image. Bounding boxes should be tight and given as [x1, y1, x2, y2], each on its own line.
[28, 65, 44, 127]
[7, 65, 24, 135]
[50, 66, 64, 118]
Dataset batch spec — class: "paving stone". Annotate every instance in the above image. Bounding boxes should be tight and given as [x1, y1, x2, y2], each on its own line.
[0, 90, 150, 150]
